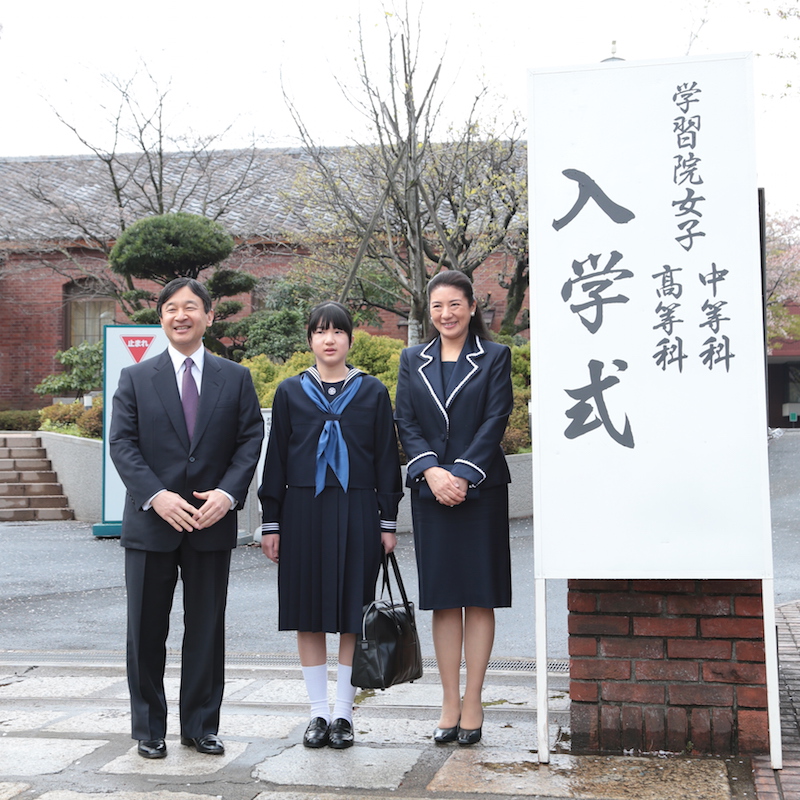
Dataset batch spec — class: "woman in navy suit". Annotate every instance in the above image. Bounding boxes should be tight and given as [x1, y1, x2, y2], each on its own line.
[260, 301, 403, 750]
[395, 270, 513, 746]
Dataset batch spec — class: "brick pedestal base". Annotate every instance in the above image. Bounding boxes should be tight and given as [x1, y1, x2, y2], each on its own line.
[569, 579, 768, 755]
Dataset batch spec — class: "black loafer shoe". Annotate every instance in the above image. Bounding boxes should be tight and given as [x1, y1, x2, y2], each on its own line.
[180, 733, 225, 755]
[433, 724, 459, 744]
[328, 717, 354, 749]
[303, 717, 330, 748]
[137, 738, 167, 759]
[457, 724, 482, 745]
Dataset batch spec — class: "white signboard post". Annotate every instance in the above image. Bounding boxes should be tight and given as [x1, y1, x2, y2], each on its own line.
[528, 54, 779, 765]
[92, 325, 169, 537]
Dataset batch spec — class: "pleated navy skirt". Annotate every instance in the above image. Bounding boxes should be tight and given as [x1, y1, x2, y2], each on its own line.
[276, 486, 383, 634]
[411, 483, 511, 610]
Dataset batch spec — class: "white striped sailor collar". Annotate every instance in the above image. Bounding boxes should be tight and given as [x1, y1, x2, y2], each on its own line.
[305, 364, 363, 389]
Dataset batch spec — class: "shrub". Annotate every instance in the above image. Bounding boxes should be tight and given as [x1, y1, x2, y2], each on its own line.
[241, 308, 308, 362]
[39, 399, 103, 439]
[348, 331, 404, 402]
[109, 212, 234, 282]
[77, 397, 103, 438]
[34, 341, 103, 398]
[503, 387, 531, 454]
[0, 409, 41, 431]
[510, 342, 531, 390]
[40, 402, 85, 427]
[242, 351, 315, 408]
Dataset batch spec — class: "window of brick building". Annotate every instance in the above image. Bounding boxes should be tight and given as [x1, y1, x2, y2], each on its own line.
[64, 282, 116, 347]
[788, 365, 800, 403]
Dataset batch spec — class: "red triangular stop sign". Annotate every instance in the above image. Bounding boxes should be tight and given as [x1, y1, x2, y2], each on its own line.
[121, 335, 156, 363]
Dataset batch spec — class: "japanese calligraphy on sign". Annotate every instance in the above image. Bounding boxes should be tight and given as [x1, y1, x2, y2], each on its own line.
[529, 54, 773, 580]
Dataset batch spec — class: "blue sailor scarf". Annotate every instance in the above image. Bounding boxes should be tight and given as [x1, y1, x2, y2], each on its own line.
[301, 368, 363, 496]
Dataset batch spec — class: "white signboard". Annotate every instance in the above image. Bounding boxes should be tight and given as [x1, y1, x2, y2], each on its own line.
[529, 54, 772, 579]
[100, 326, 170, 526]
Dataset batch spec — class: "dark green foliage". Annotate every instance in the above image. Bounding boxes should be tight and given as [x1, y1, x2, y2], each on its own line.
[206, 269, 258, 300]
[241, 308, 308, 362]
[203, 270, 259, 360]
[259, 277, 319, 315]
[109, 212, 234, 283]
[0, 409, 41, 431]
[209, 300, 244, 322]
[130, 308, 160, 325]
[120, 288, 155, 306]
[34, 341, 103, 398]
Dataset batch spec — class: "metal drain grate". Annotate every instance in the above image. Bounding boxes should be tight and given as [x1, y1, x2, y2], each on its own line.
[0, 649, 570, 674]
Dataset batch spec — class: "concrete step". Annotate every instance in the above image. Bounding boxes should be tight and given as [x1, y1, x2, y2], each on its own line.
[0, 438, 73, 521]
[0, 447, 47, 459]
[0, 507, 74, 521]
[0, 459, 52, 471]
[0, 495, 69, 509]
[0, 482, 64, 496]
[0, 434, 41, 448]
[0, 471, 58, 484]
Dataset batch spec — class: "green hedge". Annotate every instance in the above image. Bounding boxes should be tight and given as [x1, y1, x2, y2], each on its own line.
[0, 409, 41, 431]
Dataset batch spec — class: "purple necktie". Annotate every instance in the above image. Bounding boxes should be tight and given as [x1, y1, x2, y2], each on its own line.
[182, 357, 199, 441]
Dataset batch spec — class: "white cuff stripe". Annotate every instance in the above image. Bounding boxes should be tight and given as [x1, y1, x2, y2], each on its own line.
[454, 458, 486, 482]
[407, 451, 437, 467]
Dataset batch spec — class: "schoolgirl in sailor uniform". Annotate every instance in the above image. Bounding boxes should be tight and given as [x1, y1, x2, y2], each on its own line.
[259, 302, 402, 750]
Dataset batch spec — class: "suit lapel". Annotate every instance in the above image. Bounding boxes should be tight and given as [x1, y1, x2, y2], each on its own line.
[418, 338, 445, 404]
[151, 350, 191, 451]
[191, 353, 223, 451]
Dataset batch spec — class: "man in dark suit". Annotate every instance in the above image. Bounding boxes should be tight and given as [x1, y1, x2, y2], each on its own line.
[110, 277, 263, 759]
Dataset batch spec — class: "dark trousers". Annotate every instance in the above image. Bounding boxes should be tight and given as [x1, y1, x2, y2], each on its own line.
[125, 538, 231, 741]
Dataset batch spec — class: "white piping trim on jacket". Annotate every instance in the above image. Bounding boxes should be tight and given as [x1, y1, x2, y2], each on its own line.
[454, 457, 486, 484]
[416, 341, 450, 436]
[407, 450, 438, 468]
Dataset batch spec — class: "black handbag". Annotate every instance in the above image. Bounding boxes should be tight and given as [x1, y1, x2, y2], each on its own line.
[351, 552, 423, 690]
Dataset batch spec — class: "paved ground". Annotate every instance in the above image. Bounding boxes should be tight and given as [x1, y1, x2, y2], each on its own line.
[0, 517, 569, 664]
[7, 431, 800, 798]
[0, 657, 754, 800]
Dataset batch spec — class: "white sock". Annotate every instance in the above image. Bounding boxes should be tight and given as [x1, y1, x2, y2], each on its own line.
[332, 662, 357, 723]
[302, 664, 330, 723]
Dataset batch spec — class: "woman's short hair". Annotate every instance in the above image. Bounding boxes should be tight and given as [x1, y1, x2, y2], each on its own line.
[306, 301, 354, 343]
[426, 270, 492, 340]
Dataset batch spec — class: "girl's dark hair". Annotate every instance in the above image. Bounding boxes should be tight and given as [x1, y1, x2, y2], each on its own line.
[426, 270, 492, 341]
[306, 301, 354, 343]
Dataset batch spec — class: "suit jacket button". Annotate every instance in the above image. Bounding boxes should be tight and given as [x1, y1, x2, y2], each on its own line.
[189, 456, 196, 463]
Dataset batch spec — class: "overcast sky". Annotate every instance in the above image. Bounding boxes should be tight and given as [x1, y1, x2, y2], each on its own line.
[1, 0, 797, 214]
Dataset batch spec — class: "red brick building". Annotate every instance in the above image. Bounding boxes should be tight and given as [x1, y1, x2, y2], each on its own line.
[0, 149, 528, 409]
